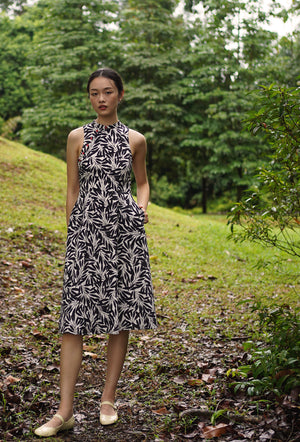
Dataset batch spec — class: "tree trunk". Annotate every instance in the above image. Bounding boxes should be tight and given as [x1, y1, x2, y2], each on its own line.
[202, 176, 207, 214]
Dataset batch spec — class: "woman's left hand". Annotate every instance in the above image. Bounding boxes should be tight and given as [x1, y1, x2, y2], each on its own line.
[139, 206, 149, 224]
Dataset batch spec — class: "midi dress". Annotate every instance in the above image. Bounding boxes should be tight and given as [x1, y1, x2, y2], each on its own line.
[59, 120, 157, 335]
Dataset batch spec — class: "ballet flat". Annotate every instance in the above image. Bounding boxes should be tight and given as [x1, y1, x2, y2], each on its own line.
[34, 413, 75, 437]
[100, 401, 118, 425]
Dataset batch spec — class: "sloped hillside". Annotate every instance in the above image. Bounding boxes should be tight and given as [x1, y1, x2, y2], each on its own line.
[0, 137, 66, 232]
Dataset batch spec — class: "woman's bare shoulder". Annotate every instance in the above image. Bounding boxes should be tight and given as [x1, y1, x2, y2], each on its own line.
[67, 127, 84, 158]
[68, 126, 84, 142]
[129, 128, 145, 142]
[128, 128, 146, 150]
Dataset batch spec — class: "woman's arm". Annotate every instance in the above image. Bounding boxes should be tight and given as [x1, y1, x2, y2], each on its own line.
[66, 127, 84, 226]
[129, 129, 150, 223]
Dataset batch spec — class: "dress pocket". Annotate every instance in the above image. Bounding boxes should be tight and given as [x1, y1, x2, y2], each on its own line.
[132, 200, 145, 223]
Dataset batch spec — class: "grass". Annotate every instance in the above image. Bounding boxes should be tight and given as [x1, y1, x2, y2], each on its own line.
[0, 137, 299, 441]
[0, 137, 66, 231]
[146, 206, 299, 339]
[1, 135, 298, 337]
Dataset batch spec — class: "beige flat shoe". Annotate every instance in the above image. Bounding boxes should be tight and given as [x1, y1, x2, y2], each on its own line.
[34, 413, 75, 437]
[100, 401, 118, 425]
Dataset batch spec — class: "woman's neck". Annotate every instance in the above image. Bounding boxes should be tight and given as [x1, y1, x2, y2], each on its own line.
[96, 115, 119, 126]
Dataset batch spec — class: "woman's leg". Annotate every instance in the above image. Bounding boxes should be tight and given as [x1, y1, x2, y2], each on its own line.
[101, 330, 129, 415]
[38, 333, 83, 428]
[58, 333, 83, 417]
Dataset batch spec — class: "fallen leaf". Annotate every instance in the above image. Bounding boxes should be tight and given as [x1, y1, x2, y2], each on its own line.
[206, 368, 218, 375]
[13, 286, 25, 293]
[182, 429, 201, 438]
[83, 351, 99, 359]
[202, 423, 230, 438]
[45, 364, 59, 372]
[201, 373, 215, 384]
[1, 260, 12, 266]
[21, 259, 34, 268]
[196, 274, 205, 279]
[152, 407, 169, 415]
[174, 376, 186, 385]
[5, 375, 21, 385]
[82, 344, 98, 352]
[140, 335, 151, 341]
[41, 314, 56, 321]
[173, 401, 188, 412]
[31, 329, 47, 340]
[207, 275, 217, 280]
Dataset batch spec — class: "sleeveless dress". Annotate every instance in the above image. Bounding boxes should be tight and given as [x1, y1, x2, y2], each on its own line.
[59, 120, 157, 335]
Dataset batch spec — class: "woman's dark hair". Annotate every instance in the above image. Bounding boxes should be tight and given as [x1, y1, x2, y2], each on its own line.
[87, 68, 124, 95]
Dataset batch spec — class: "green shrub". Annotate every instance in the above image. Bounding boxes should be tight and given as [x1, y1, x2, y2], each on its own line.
[229, 302, 300, 397]
[228, 85, 300, 259]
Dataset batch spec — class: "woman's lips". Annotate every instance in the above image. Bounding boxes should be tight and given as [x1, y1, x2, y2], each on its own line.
[99, 106, 107, 110]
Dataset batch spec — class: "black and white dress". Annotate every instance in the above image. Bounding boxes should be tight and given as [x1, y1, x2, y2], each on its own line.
[59, 120, 157, 335]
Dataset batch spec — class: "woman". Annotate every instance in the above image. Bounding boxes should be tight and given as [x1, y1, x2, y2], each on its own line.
[35, 68, 157, 437]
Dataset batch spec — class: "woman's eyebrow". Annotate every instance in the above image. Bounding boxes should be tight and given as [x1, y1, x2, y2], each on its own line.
[90, 87, 114, 91]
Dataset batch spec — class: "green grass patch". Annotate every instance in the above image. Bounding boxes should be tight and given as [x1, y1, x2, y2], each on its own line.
[0, 137, 66, 231]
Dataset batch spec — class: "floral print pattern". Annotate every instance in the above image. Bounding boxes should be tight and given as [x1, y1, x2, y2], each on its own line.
[59, 120, 157, 335]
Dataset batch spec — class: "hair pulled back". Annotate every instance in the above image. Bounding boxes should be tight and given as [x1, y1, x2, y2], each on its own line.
[87, 68, 124, 96]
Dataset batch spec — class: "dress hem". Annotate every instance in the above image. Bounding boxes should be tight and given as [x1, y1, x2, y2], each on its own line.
[59, 325, 158, 336]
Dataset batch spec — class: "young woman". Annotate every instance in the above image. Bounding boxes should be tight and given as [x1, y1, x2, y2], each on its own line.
[35, 68, 157, 437]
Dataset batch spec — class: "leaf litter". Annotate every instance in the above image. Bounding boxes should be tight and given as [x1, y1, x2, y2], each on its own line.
[0, 226, 299, 441]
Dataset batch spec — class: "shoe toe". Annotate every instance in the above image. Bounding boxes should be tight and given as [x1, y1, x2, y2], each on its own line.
[34, 415, 74, 437]
[34, 424, 60, 437]
[100, 412, 118, 425]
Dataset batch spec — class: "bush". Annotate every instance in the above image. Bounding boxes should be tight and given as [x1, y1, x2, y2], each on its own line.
[228, 85, 300, 259]
[229, 302, 300, 397]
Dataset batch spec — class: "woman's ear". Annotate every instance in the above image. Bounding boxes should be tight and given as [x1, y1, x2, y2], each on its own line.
[119, 90, 125, 102]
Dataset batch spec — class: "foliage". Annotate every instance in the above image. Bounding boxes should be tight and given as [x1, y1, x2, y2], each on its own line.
[180, 0, 279, 212]
[228, 85, 300, 259]
[230, 302, 300, 397]
[0, 0, 28, 14]
[0, 13, 34, 124]
[0, 116, 22, 139]
[21, 0, 119, 157]
[118, 0, 188, 190]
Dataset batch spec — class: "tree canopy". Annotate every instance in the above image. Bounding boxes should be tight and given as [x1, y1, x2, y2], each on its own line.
[1, 0, 299, 210]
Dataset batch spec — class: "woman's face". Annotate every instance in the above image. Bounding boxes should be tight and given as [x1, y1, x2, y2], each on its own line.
[89, 76, 124, 119]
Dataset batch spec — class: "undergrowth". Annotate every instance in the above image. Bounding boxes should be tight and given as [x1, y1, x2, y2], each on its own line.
[229, 302, 300, 396]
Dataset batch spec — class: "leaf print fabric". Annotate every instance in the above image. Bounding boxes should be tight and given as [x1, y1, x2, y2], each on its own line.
[59, 120, 157, 335]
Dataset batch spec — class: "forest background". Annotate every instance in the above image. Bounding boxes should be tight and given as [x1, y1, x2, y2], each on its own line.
[1, 0, 299, 212]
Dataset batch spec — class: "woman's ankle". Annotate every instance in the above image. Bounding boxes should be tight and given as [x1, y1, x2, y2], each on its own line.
[101, 390, 116, 403]
[56, 407, 74, 421]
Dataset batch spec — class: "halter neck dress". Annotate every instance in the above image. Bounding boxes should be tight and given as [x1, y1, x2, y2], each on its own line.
[59, 120, 157, 335]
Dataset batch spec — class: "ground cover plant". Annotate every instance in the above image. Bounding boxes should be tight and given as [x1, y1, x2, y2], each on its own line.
[0, 137, 299, 441]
